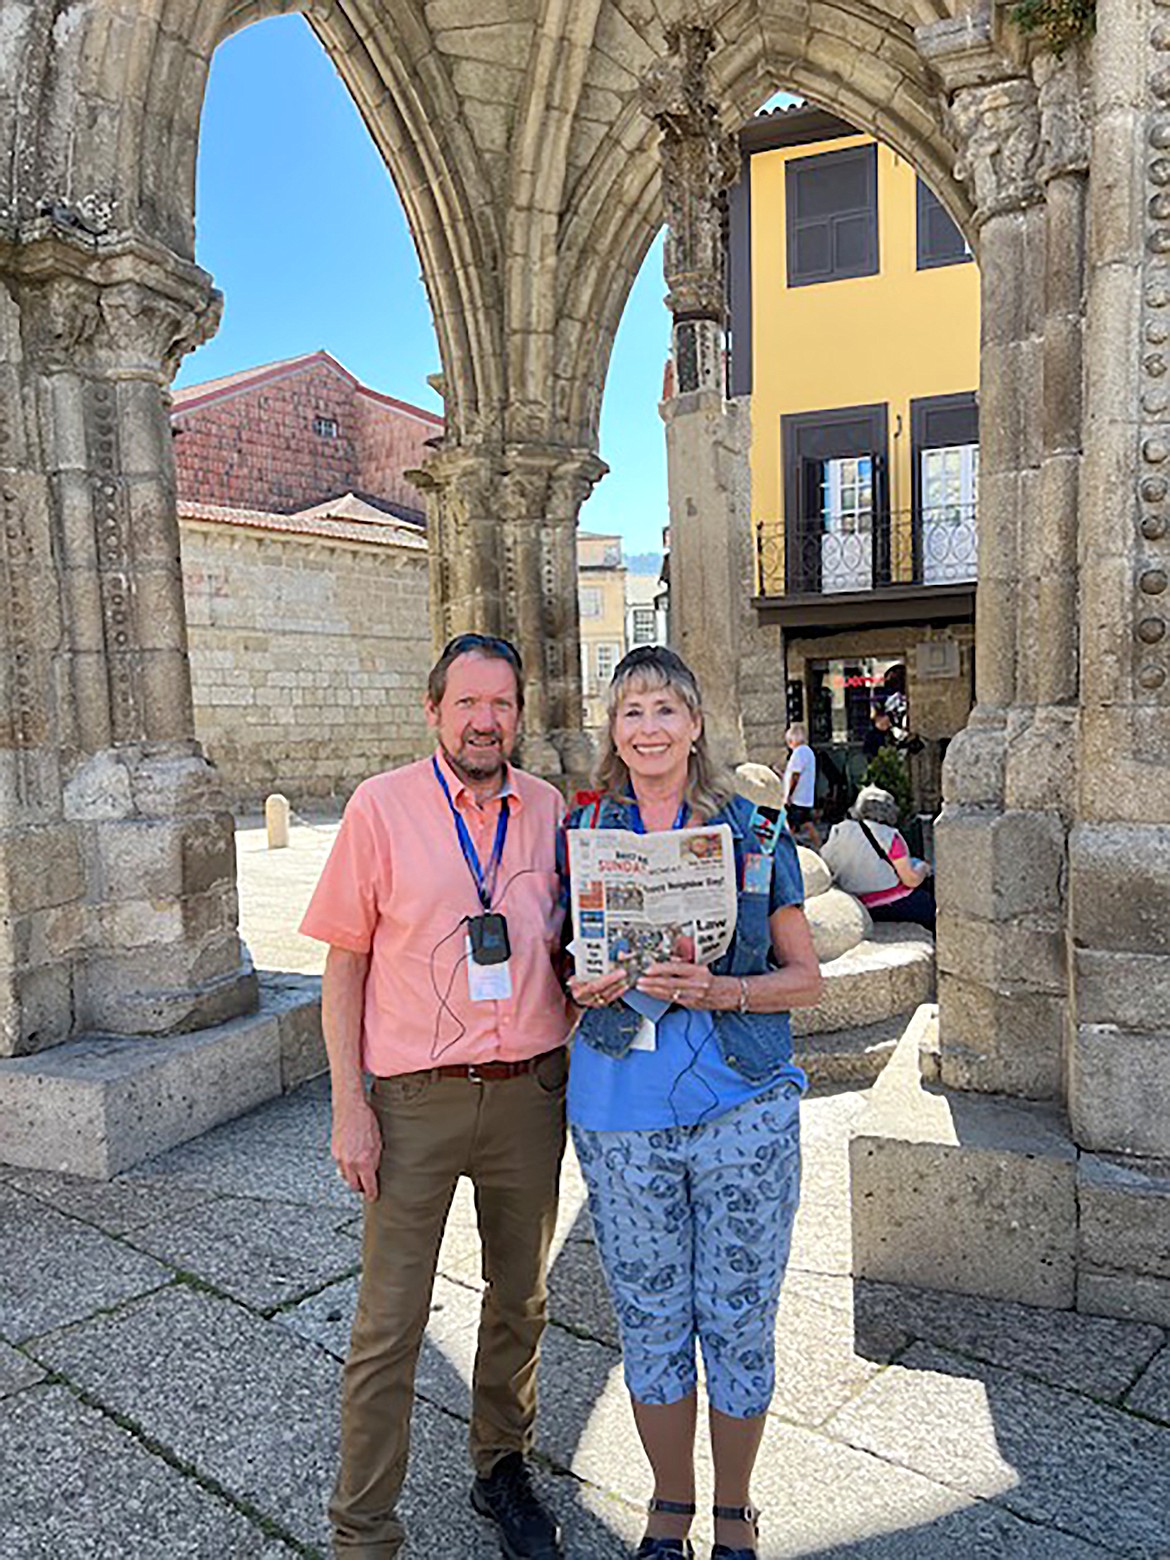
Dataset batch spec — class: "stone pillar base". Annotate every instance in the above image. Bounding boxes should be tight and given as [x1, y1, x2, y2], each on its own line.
[0, 974, 321, 1178]
[851, 1007, 1170, 1328]
[64, 742, 258, 1041]
[850, 1007, 1077, 1309]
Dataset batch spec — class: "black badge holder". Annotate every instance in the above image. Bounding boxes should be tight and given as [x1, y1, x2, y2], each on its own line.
[467, 911, 511, 965]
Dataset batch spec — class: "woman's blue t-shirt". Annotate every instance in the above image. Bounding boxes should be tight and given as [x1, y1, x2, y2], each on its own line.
[566, 796, 808, 1132]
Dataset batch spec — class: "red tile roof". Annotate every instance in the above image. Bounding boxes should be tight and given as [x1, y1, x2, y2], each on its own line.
[177, 498, 428, 550]
[172, 350, 443, 426]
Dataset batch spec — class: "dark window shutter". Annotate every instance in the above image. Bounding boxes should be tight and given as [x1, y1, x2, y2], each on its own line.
[916, 178, 970, 270]
[914, 395, 978, 451]
[786, 145, 878, 287]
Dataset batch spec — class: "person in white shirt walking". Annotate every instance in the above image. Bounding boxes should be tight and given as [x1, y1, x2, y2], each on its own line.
[781, 724, 820, 848]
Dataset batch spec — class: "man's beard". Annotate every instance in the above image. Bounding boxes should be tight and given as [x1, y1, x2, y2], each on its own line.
[443, 738, 506, 786]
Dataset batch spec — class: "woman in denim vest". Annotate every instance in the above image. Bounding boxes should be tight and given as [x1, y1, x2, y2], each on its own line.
[562, 647, 822, 1560]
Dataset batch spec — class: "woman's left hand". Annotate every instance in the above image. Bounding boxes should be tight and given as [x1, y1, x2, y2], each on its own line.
[637, 959, 723, 1010]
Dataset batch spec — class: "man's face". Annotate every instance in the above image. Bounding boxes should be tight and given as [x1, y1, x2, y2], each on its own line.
[425, 652, 521, 786]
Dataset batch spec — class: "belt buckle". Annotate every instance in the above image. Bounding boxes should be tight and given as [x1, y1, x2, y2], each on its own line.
[466, 1064, 484, 1085]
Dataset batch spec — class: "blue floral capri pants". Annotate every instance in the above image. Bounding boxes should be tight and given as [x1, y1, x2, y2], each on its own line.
[571, 1082, 801, 1419]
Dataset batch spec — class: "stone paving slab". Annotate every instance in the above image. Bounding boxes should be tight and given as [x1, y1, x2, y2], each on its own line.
[0, 1383, 297, 1558]
[0, 1182, 172, 1343]
[849, 1277, 1166, 1402]
[27, 1284, 342, 1552]
[1126, 1341, 1170, 1424]
[125, 1076, 352, 1210]
[824, 1341, 1170, 1558]
[748, 1418, 1115, 1560]
[0, 1341, 44, 1398]
[769, 1284, 898, 1428]
[3, 1166, 217, 1236]
[128, 1193, 360, 1311]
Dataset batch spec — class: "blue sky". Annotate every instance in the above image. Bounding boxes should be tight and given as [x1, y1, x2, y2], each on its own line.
[179, 15, 672, 556]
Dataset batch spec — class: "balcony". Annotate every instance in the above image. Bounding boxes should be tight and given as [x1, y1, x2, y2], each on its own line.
[753, 503, 978, 632]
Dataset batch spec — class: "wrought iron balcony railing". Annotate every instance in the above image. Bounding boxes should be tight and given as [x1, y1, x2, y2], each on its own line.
[755, 504, 978, 599]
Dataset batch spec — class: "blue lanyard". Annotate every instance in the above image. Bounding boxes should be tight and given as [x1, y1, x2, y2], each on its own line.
[432, 755, 510, 910]
[628, 799, 689, 834]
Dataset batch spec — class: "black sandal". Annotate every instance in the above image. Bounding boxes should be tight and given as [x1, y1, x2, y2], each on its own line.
[711, 1502, 760, 1559]
[634, 1497, 696, 1559]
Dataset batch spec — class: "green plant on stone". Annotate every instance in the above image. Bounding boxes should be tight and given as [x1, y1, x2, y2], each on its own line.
[861, 745, 914, 827]
[1008, 0, 1095, 54]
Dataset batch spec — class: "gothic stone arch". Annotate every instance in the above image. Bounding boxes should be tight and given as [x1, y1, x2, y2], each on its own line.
[1, 0, 1168, 1324]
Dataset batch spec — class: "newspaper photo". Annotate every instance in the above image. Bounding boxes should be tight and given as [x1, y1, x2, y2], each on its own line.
[567, 824, 738, 983]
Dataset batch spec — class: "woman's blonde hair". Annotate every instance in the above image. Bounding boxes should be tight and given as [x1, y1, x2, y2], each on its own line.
[595, 647, 736, 821]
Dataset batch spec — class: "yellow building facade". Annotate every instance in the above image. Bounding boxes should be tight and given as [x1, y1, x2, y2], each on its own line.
[729, 105, 981, 818]
[749, 131, 980, 560]
[577, 531, 628, 732]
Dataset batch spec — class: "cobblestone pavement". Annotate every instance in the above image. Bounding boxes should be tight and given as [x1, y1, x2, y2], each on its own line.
[1, 822, 1169, 1558]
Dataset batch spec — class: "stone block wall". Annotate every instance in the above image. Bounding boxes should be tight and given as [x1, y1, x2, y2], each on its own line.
[172, 356, 439, 518]
[179, 517, 432, 809]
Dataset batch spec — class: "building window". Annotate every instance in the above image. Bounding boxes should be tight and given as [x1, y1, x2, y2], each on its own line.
[786, 144, 878, 287]
[781, 403, 889, 596]
[579, 585, 603, 619]
[911, 393, 979, 585]
[631, 605, 657, 645]
[313, 415, 340, 438]
[595, 642, 620, 685]
[916, 178, 971, 270]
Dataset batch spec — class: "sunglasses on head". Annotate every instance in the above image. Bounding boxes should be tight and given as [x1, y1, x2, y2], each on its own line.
[611, 645, 692, 681]
[442, 633, 523, 670]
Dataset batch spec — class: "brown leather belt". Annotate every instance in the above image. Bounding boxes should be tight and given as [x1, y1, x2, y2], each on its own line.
[432, 1047, 563, 1083]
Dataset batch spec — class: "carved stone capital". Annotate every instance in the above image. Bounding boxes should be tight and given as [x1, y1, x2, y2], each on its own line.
[548, 451, 607, 520]
[414, 443, 501, 519]
[948, 77, 1043, 225]
[0, 228, 221, 379]
[1035, 46, 1091, 183]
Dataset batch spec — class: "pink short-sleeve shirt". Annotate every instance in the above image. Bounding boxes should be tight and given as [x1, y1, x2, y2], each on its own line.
[300, 751, 571, 1077]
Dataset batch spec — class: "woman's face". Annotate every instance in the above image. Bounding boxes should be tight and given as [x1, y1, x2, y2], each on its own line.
[612, 678, 702, 788]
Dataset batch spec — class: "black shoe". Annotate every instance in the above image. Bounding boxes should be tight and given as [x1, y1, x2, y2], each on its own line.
[711, 1501, 760, 1560]
[635, 1497, 695, 1558]
[471, 1452, 563, 1560]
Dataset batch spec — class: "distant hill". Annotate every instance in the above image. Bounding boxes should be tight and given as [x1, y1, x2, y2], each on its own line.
[624, 551, 663, 575]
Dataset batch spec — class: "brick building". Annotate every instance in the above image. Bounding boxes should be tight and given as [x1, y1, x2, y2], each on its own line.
[171, 354, 440, 808]
[171, 350, 442, 519]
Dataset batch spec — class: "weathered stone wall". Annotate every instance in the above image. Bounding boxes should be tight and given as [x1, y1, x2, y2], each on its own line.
[179, 518, 431, 809]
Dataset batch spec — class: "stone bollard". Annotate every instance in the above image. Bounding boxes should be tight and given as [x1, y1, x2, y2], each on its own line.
[265, 793, 290, 850]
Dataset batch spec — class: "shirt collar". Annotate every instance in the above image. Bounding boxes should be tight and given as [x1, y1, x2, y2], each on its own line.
[434, 746, 520, 810]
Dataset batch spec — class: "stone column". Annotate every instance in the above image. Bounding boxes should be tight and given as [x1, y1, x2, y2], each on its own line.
[919, 26, 1068, 1101]
[415, 438, 604, 783]
[1069, 0, 1170, 1203]
[0, 223, 256, 1050]
[643, 25, 753, 765]
[414, 444, 505, 646]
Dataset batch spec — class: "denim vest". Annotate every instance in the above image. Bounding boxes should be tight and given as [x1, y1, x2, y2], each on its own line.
[565, 793, 800, 1084]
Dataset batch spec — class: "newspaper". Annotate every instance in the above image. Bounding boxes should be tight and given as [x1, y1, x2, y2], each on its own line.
[567, 823, 738, 983]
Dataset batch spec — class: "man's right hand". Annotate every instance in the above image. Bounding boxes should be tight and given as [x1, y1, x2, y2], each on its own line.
[332, 1098, 382, 1201]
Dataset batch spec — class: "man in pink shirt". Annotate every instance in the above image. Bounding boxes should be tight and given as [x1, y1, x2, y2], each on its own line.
[301, 634, 572, 1560]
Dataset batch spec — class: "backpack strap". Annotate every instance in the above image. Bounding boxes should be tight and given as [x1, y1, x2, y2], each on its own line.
[857, 817, 895, 869]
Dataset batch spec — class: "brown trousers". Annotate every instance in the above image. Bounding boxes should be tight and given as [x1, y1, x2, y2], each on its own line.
[329, 1051, 567, 1558]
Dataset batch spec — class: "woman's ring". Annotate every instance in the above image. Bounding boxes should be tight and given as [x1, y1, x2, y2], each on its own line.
[673, 988, 682, 1002]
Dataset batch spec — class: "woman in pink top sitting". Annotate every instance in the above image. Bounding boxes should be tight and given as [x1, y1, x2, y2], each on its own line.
[819, 785, 935, 932]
